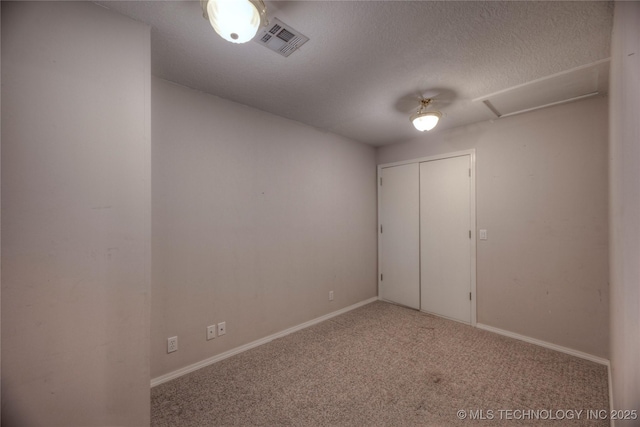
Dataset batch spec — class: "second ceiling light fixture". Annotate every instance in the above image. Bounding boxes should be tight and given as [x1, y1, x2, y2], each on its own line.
[410, 98, 442, 132]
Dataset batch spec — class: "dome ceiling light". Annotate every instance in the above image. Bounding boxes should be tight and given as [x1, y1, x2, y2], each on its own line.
[410, 98, 442, 132]
[200, 0, 267, 44]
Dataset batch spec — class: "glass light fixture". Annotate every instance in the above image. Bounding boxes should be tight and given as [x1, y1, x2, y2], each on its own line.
[201, 0, 267, 44]
[410, 99, 442, 131]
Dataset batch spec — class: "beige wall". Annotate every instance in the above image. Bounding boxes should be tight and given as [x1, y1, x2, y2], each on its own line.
[1, 2, 151, 426]
[151, 78, 378, 379]
[609, 1, 640, 421]
[378, 96, 609, 359]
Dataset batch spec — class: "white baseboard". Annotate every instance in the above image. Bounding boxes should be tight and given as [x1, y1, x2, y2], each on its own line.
[150, 296, 379, 388]
[476, 323, 610, 366]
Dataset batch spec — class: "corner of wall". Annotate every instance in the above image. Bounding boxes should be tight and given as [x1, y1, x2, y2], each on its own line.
[608, 1, 640, 420]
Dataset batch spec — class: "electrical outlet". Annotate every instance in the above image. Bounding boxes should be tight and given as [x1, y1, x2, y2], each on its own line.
[217, 321, 226, 336]
[207, 325, 216, 340]
[167, 336, 178, 353]
[329, 291, 334, 301]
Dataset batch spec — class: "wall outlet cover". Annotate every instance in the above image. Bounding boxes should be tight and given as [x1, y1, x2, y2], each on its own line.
[207, 325, 216, 340]
[167, 336, 178, 353]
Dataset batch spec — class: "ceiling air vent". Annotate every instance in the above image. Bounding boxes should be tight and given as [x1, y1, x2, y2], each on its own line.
[254, 18, 309, 57]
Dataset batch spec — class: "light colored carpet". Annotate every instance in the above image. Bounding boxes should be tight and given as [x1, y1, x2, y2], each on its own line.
[151, 301, 609, 426]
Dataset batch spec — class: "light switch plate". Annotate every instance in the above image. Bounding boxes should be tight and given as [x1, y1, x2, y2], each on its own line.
[479, 229, 488, 240]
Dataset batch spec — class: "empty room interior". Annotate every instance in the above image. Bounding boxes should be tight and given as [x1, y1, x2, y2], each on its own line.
[1, 1, 639, 426]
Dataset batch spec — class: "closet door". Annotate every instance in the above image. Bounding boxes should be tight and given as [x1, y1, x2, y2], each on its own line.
[379, 163, 420, 309]
[420, 156, 472, 323]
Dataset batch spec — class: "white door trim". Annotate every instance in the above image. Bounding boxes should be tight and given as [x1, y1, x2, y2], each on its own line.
[377, 149, 477, 326]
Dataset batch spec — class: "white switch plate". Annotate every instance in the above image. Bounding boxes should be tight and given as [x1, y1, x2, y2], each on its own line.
[329, 291, 334, 301]
[207, 325, 216, 340]
[479, 229, 488, 240]
[218, 322, 226, 336]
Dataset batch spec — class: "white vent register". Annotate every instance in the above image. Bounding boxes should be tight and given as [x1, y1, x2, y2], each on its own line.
[254, 18, 309, 57]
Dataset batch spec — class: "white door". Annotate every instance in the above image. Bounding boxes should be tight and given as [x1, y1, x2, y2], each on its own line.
[420, 156, 472, 323]
[379, 163, 420, 309]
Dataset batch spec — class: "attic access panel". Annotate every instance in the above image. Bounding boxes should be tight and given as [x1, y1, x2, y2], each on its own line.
[474, 59, 610, 118]
[254, 18, 309, 57]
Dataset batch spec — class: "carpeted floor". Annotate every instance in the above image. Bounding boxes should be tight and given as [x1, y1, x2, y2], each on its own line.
[151, 301, 610, 426]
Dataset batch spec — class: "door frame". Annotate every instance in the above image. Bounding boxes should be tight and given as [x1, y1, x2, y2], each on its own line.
[377, 149, 477, 326]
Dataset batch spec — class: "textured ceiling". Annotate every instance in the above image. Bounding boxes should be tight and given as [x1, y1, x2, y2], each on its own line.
[98, 0, 613, 146]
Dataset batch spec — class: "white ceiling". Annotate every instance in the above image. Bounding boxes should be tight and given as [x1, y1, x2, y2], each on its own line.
[97, 0, 613, 146]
